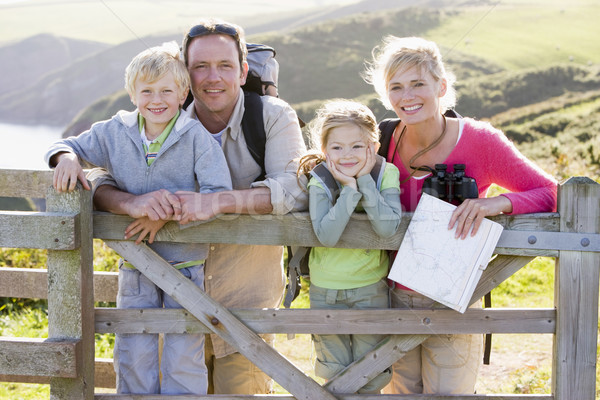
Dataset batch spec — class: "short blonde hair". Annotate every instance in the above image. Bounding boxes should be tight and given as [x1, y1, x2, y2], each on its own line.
[363, 36, 456, 112]
[124, 41, 190, 97]
[298, 99, 379, 177]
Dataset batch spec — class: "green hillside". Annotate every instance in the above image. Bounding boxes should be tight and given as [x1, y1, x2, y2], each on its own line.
[425, 0, 600, 70]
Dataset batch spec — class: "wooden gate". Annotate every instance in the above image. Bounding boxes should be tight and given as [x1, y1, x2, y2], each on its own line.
[0, 169, 598, 400]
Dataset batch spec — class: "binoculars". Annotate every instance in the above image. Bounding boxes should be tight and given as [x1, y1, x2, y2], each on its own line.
[422, 164, 478, 204]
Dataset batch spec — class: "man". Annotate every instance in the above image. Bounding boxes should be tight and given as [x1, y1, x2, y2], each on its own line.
[92, 19, 308, 394]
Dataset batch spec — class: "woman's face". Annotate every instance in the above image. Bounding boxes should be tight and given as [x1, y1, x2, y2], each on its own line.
[387, 65, 446, 125]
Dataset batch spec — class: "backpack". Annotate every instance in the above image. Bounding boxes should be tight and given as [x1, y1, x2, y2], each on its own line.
[377, 109, 462, 160]
[283, 156, 387, 308]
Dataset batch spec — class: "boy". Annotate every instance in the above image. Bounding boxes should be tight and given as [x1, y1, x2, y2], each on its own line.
[44, 41, 232, 395]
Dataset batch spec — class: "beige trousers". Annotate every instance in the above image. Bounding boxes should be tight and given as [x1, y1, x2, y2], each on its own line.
[204, 335, 272, 394]
[383, 288, 483, 394]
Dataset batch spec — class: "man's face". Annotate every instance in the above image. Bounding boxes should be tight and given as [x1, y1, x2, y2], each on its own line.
[187, 34, 248, 128]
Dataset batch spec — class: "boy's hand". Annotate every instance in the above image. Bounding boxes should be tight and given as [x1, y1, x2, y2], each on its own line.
[53, 152, 90, 192]
[125, 217, 168, 244]
[124, 189, 181, 221]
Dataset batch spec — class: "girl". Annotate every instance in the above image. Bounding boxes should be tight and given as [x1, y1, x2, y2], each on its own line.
[363, 36, 557, 395]
[297, 99, 402, 393]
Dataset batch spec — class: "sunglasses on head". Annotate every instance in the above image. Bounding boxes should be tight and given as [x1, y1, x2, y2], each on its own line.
[187, 23, 238, 39]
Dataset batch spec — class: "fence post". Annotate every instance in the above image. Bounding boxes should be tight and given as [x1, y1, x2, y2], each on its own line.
[46, 185, 95, 400]
[553, 177, 600, 400]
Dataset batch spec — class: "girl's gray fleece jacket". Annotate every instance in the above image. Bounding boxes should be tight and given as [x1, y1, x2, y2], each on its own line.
[44, 108, 233, 265]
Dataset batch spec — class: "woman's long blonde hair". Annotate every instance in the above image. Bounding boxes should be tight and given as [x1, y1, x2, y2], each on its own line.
[297, 99, 380, 178]
[362, 36, 456, 112]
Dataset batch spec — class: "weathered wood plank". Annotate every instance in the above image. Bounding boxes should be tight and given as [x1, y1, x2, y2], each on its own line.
[553, 177, 600, 400]
[0, 268, 117, 302]
[93, 394, 554, 399]
[0, 169, 53, 198]
[105, 240, 338, 400]
[469, 255, 536, 306]
[94, 308, 555, 335]
[0, 211, 79, 250]
[0, 337, 79, 378]
[0, 358, 116, 388]
[325, 334, 429, 394]
[93, 211, 559, 251]
[46, 187, 95, 399]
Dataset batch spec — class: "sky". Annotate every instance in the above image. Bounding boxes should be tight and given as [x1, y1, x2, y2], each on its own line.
[0, 0, 361, 45]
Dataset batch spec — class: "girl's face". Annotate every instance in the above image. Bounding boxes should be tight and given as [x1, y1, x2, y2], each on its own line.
[387, 65, 446, 125]
[323, 124, 370, 177]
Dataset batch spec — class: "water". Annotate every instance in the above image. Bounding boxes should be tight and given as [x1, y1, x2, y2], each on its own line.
[0, 122, 64, 170]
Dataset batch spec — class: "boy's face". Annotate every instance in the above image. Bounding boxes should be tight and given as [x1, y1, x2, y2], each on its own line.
[130, 71, 188, 139]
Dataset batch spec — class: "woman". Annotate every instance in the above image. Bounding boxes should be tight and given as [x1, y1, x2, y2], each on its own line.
[363, 36, 557, 394]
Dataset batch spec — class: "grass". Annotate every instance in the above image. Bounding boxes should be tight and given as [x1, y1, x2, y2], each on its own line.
[426, 0, 600, 70]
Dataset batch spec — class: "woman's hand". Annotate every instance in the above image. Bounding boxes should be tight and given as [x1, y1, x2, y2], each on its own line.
[327, 155, 357, 190]
[448, 196, 513, 239]
[125, 217, 168, 244]
[356, 143, 377, 178]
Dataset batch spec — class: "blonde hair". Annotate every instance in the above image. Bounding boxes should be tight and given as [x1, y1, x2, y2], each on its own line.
[297, 99, 380, 177]
[124, 41, 190, 98]
[363, 36, 456, 112]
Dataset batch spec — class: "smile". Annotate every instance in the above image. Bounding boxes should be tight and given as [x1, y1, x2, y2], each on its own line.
[148, 107, 167, 113]
[402, 104, 422, 112]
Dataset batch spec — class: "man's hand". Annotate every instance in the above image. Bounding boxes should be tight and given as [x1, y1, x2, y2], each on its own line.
[53, 152, 90, 192]
[176, 191, 223, 224]
[123, 189, 182, 221]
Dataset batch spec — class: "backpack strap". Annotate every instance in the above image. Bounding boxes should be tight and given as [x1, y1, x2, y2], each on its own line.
[377, 109, 463, 162]
[241, 91, 267, 182]
[377, 119, 401, 161]
[309, 162, 341, 204]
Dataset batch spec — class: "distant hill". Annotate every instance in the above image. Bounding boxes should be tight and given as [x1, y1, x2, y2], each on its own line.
[0, 34, 109, 97]
[61, 6, 502, 137]
[0, 0, 412, 127]
[0, 33, 179, 127]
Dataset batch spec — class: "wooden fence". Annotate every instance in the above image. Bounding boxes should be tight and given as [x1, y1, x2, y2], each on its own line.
[0, 168, 598, 400]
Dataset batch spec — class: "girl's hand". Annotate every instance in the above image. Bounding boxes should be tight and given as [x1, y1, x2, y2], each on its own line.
[327, 155, 357, 190]
[448, 196, 513, 239]
[356, 143, 376, 178]
[125, 217, 168, 244]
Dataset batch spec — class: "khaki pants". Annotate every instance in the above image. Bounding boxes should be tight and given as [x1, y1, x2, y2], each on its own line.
[205, 335, 272, 394]
[383, 288, 483, 394]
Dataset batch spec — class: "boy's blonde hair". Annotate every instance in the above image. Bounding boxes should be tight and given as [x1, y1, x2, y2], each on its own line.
[363, 36, 456, 112]
[124, 41, 190, 98]
[298, 99, 380, 177]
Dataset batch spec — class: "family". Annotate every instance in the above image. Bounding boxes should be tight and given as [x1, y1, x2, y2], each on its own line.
[44, 17, 557, 396]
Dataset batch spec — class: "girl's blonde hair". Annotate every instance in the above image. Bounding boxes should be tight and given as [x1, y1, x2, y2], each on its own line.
[297, 99, 380, 177]
[124, 41, 190, 99]
[363, 36, 456, 112]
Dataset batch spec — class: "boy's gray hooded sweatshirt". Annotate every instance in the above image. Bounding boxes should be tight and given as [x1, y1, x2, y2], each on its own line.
[45, 108, 232, 264]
